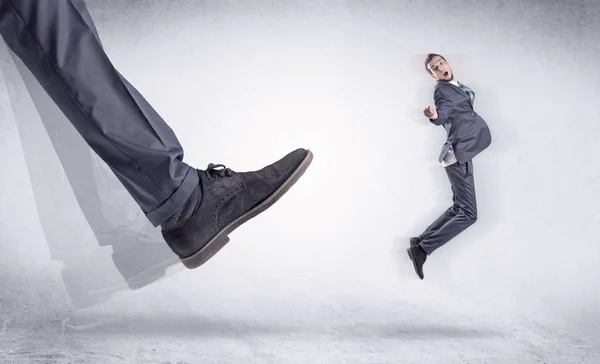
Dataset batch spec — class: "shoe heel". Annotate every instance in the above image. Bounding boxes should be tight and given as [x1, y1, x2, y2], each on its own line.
[181, 234, 231, 269]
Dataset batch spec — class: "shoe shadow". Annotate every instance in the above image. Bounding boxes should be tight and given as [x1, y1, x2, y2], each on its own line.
[64, 313, 299, 338]
[64, 313, 501, 341]
[337, 322, 502, 340]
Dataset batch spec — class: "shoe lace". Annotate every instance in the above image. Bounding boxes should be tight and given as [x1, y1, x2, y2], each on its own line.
[205, 163, 234, 178]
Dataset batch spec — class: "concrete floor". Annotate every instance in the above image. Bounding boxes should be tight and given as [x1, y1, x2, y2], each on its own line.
[0, 261, 598, 364]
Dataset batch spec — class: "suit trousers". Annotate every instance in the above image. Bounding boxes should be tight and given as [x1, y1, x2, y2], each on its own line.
[0, 0, 199, 227]
[419, 160, 478, 254]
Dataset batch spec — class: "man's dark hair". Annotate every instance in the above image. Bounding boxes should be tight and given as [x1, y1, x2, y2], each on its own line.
[424, 53, 446, 75]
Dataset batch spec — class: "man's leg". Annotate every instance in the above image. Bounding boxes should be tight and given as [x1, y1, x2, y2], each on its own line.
[408, 160, 478, 279]
[8, 40, 179, 296]
[0, 0, 184, 305]
[409, 173, 459, 247]
[417, 204, 458, 242]
[0, 0, 198, 227]
[419, 160, 477, 254]
[0, 0, 313, 270]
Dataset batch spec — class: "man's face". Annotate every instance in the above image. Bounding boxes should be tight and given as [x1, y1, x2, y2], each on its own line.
[427, 56, 453, 81]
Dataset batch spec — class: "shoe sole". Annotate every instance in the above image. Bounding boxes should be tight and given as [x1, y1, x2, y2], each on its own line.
[181, 150, 314, 269]
[406, 248, 424, 280]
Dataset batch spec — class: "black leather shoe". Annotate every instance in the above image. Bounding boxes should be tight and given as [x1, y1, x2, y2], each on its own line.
[162, 148, 313, 269]
[407, 245, 427, 280]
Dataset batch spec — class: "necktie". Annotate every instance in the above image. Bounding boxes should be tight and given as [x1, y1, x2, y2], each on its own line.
[458, 82, 475, 104]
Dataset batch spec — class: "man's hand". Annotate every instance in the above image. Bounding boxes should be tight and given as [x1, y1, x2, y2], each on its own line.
[423, 105, 438, 120]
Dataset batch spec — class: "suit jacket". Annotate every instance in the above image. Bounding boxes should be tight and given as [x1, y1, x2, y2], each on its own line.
[430, 80, 492, 165]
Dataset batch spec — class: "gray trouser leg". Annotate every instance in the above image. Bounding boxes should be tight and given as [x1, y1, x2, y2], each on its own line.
[419, 160, 478, 254]
[0, 0, 198, 226]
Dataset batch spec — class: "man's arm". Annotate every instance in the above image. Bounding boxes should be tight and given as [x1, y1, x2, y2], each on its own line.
[427, 88, 454, 126]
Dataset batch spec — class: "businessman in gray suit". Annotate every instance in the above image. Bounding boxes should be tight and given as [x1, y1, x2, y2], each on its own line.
[407, 53, 492, 280]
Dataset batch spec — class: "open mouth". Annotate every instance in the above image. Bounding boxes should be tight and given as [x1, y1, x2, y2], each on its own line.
[443, 71, 449, 77]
